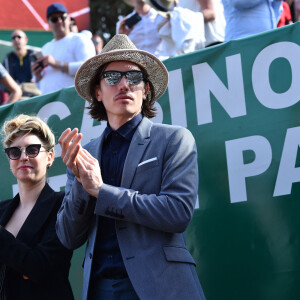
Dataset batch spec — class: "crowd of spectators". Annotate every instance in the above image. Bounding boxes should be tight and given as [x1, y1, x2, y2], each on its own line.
[0, 0, 295, 105]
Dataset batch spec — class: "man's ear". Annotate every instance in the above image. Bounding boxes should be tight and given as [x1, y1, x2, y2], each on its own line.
[95, 84, 102, 102]
[143, 83, 150, 100]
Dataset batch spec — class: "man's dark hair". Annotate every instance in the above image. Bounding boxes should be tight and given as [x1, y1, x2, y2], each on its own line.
[88, 62, 157, 121]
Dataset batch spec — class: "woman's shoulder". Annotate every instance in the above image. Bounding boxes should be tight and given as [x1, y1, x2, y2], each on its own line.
[43, 184, 65, 207]
[53, 190, 65, 203]
[0, 197, 15, 210]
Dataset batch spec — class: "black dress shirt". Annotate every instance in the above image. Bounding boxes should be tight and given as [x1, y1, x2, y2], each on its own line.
[92, 114, 143, 280]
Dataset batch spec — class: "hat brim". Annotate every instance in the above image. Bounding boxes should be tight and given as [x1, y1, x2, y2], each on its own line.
[75, 49, 169, 103]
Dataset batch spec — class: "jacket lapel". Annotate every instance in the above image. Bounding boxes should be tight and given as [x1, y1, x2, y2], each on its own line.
[16, 184, 57, 245]
[85, 134, 104, 165]
[0, 196, 19, 227]
[121, 117, 153, 188]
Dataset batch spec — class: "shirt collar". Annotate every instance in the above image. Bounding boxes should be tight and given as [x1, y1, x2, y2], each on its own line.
[104, 114, 143, 141]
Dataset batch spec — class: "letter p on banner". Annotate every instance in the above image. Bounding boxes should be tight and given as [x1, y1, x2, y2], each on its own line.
[225, 135, 272, 203]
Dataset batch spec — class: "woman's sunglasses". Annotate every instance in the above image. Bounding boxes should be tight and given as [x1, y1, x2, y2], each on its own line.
[49, 14, 68, 23]
[100, 70, 147, 86]
[4, 144, 46, 160]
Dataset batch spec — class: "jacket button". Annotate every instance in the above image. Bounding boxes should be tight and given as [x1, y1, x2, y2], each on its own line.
[89, 253, 93, 259]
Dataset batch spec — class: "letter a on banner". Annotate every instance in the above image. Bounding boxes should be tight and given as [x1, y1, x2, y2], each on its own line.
[274, 126, 300, 196]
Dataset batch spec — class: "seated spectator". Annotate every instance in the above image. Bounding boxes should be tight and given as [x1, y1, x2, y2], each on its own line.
[177, 0, 226, 47]
[222, 0, 283, 41]
[2, 30, 40, 98]
[278, 0, 293, 26]
[92, 33, 104, 55]
[0, 63, 22, 105]
[116, 0, 162, 55]
[31, 3, 95, 95]
[3, 30, 33, 85]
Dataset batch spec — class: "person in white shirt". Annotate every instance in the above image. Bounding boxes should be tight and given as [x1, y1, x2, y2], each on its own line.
[144, 0, 207, 59]
[116, 0, 162, 55]
[32, 3, 95, 95]
[178, 0, 226, 47]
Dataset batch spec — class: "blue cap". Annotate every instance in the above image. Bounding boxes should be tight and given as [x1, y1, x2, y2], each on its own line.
[47, 3, 68, 18]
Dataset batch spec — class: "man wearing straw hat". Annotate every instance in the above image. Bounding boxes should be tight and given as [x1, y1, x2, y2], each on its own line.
[56, 34, 206, 300]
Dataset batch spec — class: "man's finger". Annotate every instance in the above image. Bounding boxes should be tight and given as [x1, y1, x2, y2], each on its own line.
[59, 128, 79, 158]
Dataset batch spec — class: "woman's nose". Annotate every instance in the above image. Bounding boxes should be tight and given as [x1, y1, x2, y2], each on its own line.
[19, 149, 29, 160]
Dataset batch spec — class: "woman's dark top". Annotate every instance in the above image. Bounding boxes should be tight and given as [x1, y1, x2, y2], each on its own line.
[0, 183, 74, 300]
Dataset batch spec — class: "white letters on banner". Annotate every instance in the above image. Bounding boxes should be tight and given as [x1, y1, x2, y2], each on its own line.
[252, 42, 300, 109]
[10, 41, 300, 201]
[274, 126, 300, 196]
[226, 126, 300, 202]
[225, 135, 272, 203]
[192, 54, 246, 125]
[168, 69, 187, 127]
[192, 42, 300, 126]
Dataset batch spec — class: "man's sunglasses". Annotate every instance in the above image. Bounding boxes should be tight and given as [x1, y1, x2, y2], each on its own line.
[49, 14, 68, 23]
[12, 35, 22, 40]
[100, 71, 147, 86]
[4, 144, 46, 160]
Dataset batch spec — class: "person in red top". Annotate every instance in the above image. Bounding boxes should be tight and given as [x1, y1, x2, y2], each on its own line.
[278, 1, 293, 27]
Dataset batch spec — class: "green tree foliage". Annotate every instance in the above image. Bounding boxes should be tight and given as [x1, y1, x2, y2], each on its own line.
[89, 0, 132, 42]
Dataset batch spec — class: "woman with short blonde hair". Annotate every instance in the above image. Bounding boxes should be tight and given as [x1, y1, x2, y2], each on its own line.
[0, 114, 73, 300]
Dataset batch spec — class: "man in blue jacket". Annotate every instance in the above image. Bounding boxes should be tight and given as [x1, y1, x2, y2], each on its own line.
[56, 34, 206, 300]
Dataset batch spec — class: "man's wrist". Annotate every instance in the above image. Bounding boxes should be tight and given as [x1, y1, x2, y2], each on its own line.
[90, 181, 103, 198]
[59, 61, 68, 73]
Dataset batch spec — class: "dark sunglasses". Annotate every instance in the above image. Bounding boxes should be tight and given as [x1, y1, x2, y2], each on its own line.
[49, 14, 68, 23]
[92, 40, 100, 45]
[4, 144, 46, 160]
[12, 35, 22, 40]
[100, 70, 146, 86]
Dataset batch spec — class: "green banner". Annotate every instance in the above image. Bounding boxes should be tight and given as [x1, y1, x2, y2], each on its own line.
[1, 23, 300, 299]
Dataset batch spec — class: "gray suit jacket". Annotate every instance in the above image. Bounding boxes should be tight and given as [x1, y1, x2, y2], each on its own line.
[56, 117, 206, 300]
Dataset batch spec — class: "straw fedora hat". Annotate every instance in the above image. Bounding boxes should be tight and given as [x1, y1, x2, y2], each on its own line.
[75, 34, 168, 103]
[143, 0, 176, 18]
